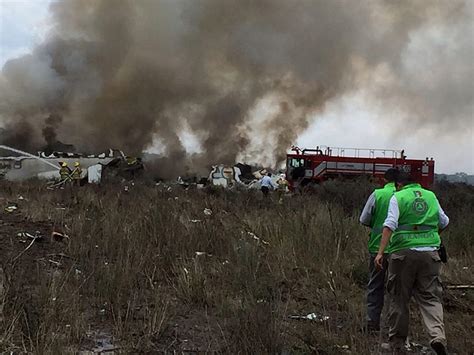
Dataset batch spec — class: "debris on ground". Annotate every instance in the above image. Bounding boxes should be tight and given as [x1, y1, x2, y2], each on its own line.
[195, 251, 212, 257]
[245, 231, 270, 246]
[289, 313, 330, 322]
[17, 231, 44, 241]
[78, 331, 118, 355]
[203, 208, 212, 216]
[5, 204, 18, 213]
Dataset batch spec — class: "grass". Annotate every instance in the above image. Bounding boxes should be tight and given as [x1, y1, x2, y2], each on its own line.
[0, 179, 472, 353]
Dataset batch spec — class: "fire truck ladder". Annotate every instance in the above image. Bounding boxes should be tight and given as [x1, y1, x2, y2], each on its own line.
[318, 146, 403, 159]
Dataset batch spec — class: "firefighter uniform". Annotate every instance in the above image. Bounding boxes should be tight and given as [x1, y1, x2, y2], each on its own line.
[59, 163, 70, 182]
[71, 162, 82, 185]
[360, 181, 396, 331]
[382, 183, 449, 353]
[276, 176, 288, 204]
[126, 156, 137, 166]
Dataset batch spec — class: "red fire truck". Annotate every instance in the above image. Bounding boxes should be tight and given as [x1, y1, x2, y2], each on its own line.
[286, 146, 435, 190]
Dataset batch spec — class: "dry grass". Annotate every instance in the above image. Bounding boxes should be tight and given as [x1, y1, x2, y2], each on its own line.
[0, 179, 472, 353]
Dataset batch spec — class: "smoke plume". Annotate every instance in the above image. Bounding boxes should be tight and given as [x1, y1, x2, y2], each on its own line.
[0, 0, 472, 176]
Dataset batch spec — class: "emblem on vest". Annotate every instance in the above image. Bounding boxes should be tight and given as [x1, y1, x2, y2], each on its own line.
[412, 198, 428, 215]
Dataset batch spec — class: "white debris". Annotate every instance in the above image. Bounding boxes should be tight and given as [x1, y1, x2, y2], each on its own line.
[190, 219, 203, 223]
[289, 313, 330, 322]
[87, 164, 103, 184]
[203, 208, 213, 216]
[18, 196, 26, 200]
[195, 251, 212, 257]
[246, 231, 269, 245]
[17, 231, 43, 241]
[5, 205, 18, 213]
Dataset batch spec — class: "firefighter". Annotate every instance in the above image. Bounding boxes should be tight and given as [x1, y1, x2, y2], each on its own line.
[375, 171, 449, 355]
[59, 162, 70, 182]
[276, 174, 289, 204]
[126, 156, 137, 166]
[71, 162, 82, 186]
[359, 168, 399, 333]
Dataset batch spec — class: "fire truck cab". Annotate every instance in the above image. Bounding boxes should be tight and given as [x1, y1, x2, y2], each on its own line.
[286, 146, 434, 190]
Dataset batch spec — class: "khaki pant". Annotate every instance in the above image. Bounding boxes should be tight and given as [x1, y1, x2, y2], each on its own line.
[387, 249, 445, 348]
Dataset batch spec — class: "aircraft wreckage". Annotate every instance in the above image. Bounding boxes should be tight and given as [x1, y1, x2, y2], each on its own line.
[0, 145, 143, 183]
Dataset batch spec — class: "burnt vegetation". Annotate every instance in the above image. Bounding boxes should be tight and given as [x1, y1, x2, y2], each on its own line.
[0, 180, 472, 353]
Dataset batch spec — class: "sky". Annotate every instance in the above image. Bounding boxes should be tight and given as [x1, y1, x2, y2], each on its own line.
[0, 0, 473, 174]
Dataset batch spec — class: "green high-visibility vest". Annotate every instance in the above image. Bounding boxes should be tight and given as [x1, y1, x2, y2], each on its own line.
[368, 182, 396, 254]
[389, 183, 441, 253]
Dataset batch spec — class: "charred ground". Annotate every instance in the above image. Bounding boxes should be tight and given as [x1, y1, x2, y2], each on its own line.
[0, 180, 473, 353]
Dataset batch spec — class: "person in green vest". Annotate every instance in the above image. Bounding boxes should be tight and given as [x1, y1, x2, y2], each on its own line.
[360, 168, 399, 332]
[375, 171, 449, 355]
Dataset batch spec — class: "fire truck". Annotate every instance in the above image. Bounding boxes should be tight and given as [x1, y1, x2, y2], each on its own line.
[286, 146, 435, 190]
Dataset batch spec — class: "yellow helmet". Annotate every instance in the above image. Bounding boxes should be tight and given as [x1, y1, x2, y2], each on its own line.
[74, 161, 80, 167]
[61, 162, 67, 167]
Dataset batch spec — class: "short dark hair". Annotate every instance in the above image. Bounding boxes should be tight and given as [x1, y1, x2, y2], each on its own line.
[267, 172, 272, 177]
[384, 168, 399, 183]
[397, 170, 416, 185]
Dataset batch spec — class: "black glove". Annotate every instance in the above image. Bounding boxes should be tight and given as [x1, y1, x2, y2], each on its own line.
[438, 243, 448, 263]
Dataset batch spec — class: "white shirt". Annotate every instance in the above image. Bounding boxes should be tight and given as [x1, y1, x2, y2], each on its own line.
[383, 195, 449, 251]
[359, 192, 376, 226]
[260, 175, 277, 189]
